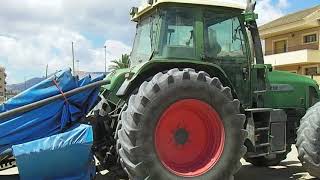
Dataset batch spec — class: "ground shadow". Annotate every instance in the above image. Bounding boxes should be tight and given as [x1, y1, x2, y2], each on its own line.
[95, 160, 318, 180]
[2, 160, 319, 180]
[236, 161, 318, 180]
[0, 175, 19, 180]
[95, 173, 117, 180]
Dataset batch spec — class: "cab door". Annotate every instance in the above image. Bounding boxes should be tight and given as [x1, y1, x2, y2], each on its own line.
[202, 10, 251, 107]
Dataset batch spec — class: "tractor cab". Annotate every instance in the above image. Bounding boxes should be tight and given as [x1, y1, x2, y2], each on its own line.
[130, 0, 250, 65]
[129, 0, 261, 107]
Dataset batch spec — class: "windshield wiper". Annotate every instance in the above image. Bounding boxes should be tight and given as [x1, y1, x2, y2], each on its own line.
[149, 50, 157, 61]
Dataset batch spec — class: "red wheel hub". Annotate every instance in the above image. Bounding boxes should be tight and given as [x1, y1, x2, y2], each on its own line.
[155, 99, 225, 177]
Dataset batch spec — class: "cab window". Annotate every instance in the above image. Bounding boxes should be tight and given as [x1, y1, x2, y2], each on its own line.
[131, 14, 159, 65]
[130, 17, 151, 64]
[204, 11, 247, 60]
[158, 8, 196, 59]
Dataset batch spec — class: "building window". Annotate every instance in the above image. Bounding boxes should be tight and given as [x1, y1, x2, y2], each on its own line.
[303, 34, 317, 44]
[305, 67, 319, 76]
[274, 40, 287, 54]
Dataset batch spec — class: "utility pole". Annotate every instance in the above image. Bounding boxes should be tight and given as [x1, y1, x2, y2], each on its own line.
[76, 60, 80, 76]
[72, 42, 75, 75]
[104, 45, 107, 74]
[46, 64, 48, 78]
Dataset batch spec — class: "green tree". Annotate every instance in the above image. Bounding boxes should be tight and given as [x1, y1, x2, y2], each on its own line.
[109, 54, 130, 71]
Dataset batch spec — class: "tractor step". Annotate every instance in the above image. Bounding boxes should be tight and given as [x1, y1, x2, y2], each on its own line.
[255, 143, 270, 148]
[255, 127, 269, 132]
[245, 109, 287, 158]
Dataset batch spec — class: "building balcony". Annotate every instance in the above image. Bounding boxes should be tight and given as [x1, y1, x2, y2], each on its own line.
[265, 44, 319, 56]
[264, 49, 320, 67]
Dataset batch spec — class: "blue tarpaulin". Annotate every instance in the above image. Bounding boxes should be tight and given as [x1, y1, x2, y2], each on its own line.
[0, 69, 104, 154]
[12, 124, 95, 180]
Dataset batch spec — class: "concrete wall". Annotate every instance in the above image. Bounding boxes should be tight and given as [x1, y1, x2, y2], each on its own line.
[310, 75, 320, 84]
[274, 64, 304, 74]
[265, 27, 320, 55]
[264, 49, 320, 66]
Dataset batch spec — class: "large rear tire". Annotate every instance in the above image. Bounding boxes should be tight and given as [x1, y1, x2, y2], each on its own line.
[297, 102, 320, 178]
[117, 68, 247, 180]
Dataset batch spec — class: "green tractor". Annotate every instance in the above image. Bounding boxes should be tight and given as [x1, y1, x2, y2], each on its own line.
[91, 0, 320, 179]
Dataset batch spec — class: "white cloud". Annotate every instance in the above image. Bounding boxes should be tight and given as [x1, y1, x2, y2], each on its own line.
[0, 28, 131, 84]
[138, 0, 289, 25]
[277, 0, 289, 9]
[256, 0, 289, 25]
[0, 0, 137, 84]
[224, 0, 289, 25]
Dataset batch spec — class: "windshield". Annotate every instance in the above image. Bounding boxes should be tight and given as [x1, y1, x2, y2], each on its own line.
[204, 11, 247, 60]
[130, 13, 159, 65]
[130, 8, 247, 64]
[157, 8, 196, 59]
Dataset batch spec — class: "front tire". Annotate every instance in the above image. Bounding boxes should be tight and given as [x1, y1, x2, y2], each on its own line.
[117, 68, 247, 180]
[297, 102, 320, 178]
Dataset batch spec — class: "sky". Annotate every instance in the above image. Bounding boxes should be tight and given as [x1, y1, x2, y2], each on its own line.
[0, 0, 319, 84]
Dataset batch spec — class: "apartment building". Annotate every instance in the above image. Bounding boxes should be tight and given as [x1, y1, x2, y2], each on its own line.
[260, 5, 320, 83]
[0, 67, 6, 103]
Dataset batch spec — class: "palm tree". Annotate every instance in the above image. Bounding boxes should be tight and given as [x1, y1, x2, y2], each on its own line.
[109, 54, 130, 71]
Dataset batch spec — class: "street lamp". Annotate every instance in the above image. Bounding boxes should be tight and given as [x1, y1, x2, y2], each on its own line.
[104, 46, 107, 74]
[72, 42, 75, 75]
[76, 60, 80, 76]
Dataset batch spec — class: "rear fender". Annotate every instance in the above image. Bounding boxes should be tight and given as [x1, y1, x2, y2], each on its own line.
[116, 60, 238, 99]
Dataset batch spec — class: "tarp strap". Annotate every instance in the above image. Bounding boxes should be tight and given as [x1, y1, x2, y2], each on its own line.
[52, 79, 69, 104]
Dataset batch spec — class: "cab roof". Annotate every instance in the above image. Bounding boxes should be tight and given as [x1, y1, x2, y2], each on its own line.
[132, 0, 246, 21]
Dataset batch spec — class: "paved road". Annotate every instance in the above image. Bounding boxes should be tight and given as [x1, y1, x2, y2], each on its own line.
[235, 146, 316, 180]
[1, 146, 317, 180]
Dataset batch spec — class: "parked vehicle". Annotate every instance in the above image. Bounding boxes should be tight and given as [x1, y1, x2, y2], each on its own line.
[297, 101, 320, 178]
[92, 0, 320, 179]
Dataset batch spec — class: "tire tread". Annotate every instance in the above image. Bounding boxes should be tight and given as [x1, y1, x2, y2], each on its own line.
[117, 68, 247, 180]
[297, 101, 320, 178]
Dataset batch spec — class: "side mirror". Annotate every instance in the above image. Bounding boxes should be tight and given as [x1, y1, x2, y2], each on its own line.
[130, 7, 138, 16]
[244, 0, 258, 22]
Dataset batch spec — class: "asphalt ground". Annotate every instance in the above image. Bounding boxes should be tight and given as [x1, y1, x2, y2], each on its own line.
[0, 146, 317, 180]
